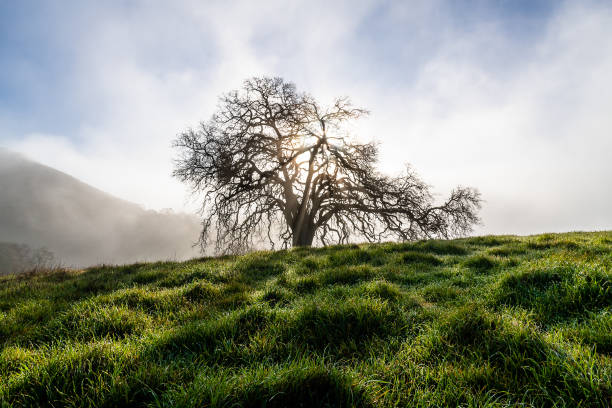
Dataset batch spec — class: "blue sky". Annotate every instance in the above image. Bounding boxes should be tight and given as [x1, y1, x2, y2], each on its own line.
[0, 0, 558, 135]
[1, 0, 611, 235]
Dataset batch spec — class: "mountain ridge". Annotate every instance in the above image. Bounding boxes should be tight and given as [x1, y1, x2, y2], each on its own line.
[0, 149, 201, 269]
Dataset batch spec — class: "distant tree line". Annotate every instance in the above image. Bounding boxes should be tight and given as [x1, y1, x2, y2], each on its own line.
[0, 242, 56, 275]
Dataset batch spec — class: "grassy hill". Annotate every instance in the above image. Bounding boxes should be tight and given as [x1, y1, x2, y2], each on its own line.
[1, 232, 611, 407]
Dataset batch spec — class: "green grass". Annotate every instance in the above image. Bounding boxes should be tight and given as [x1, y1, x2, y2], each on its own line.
[0, 232, 611, 407]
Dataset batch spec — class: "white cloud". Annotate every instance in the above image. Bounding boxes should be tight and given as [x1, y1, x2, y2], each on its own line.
[4, 0, 612, 235]
[352, 1, 612, 234]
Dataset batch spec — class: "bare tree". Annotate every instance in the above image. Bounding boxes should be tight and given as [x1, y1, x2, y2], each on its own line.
[174, 77, 481, 253]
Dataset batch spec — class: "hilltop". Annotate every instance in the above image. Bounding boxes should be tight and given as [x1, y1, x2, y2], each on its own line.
[1, 232, 611, 407]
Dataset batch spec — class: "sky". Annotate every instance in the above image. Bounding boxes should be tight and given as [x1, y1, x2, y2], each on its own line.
[1, 0, 611, 236]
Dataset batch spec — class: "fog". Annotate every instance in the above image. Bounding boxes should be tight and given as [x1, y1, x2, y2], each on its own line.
[0, 149, 201, 270]
[1, 1, 611, 250]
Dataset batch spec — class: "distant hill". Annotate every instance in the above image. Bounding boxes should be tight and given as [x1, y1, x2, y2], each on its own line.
[0, 149, 201, 270]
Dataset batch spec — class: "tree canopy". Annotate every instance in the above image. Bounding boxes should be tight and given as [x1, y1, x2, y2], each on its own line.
[174, 77, 481, 253]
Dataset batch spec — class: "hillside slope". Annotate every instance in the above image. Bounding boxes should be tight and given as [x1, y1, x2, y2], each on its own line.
[0, 149, 201, 269]
[1, 232, 611, 407]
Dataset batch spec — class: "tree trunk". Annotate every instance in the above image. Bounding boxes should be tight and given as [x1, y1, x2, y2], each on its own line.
[292, 224, 315, 247]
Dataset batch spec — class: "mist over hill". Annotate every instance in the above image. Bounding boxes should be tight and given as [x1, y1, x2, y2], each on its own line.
[0, 149, 201, 271]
